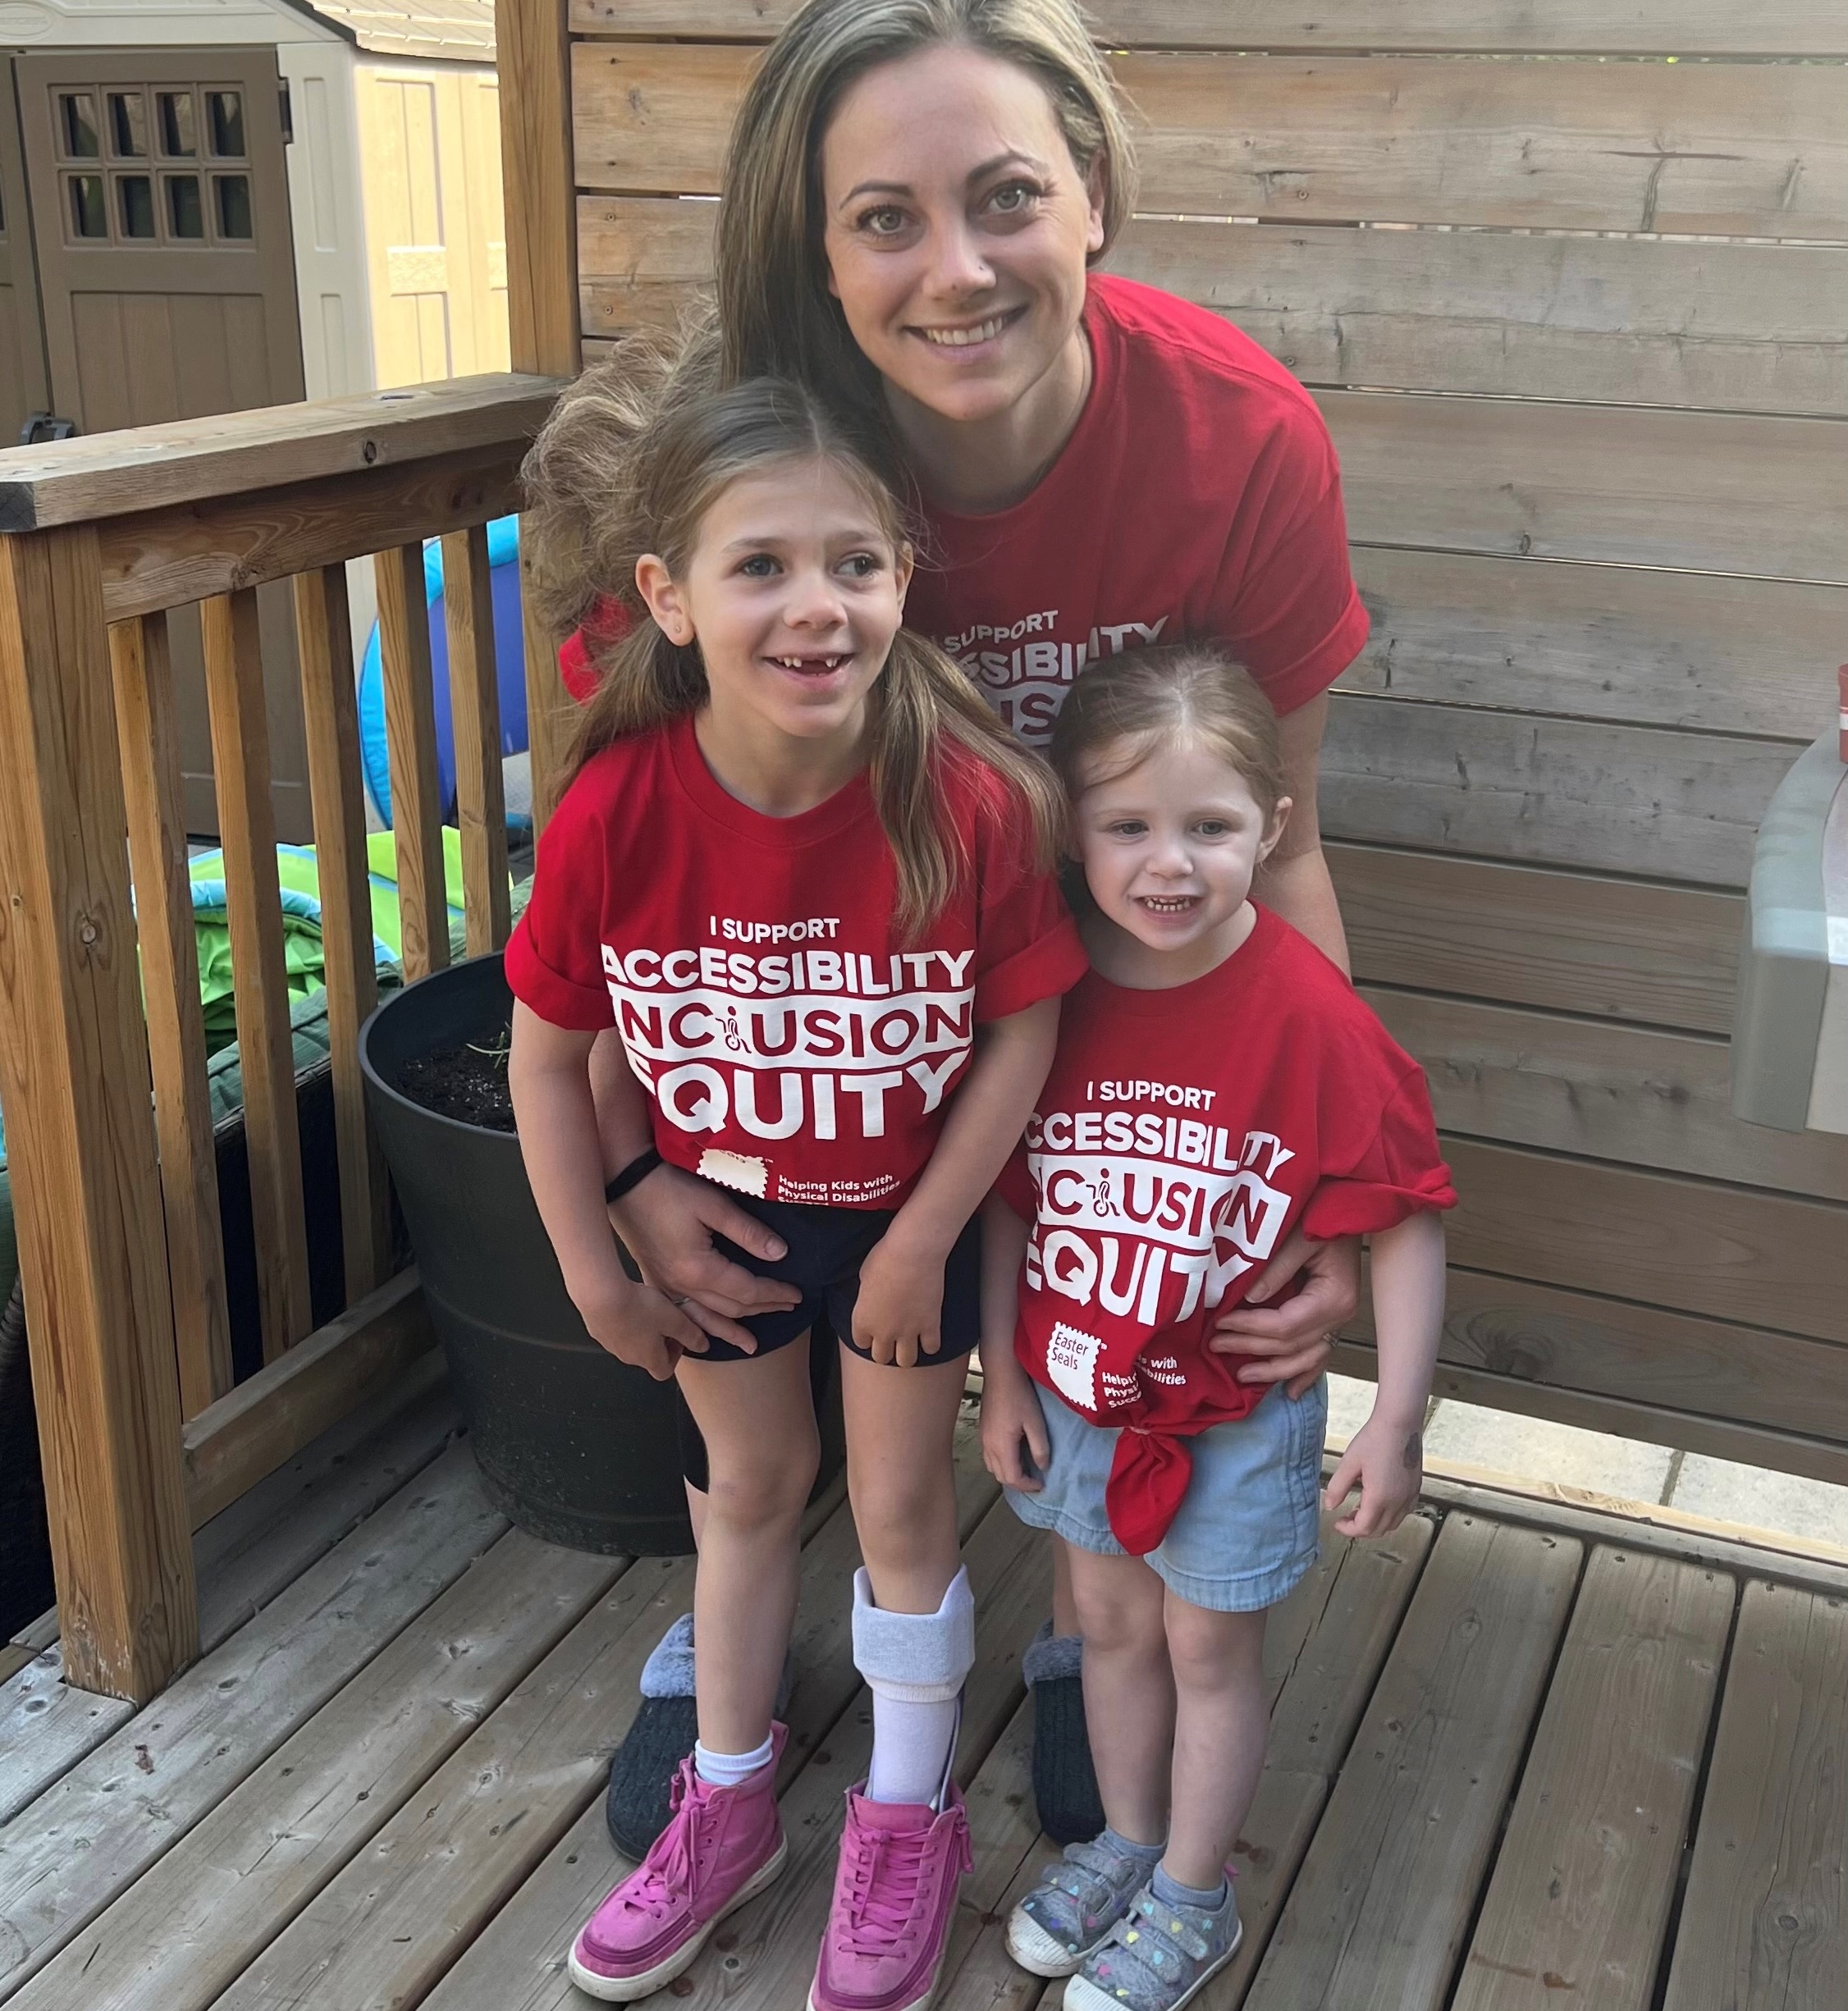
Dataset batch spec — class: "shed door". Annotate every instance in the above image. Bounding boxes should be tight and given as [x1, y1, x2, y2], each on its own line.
[13, 48, 313, 839]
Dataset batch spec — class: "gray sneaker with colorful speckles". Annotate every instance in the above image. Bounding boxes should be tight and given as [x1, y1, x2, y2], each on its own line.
[1062, 1878, 1242, 2011]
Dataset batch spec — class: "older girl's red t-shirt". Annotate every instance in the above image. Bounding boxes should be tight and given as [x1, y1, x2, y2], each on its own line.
[995, 906, 1452, 1552]
[506, 715, 1086, 1208]
[559, 276, 1366, 733]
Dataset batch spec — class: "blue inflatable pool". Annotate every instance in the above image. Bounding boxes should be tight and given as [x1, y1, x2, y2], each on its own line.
[359, 515, 529, 827]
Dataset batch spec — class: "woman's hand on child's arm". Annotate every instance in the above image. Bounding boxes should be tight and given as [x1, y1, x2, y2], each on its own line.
[860, 999, 1061, 1369]
[1322, 1209, 1446, 1538]
[1209, 1231, 1361, 1398]
[510, 1003, 713, 1381]
[977, 1195, 1047, 1489]
[590, 1030, 802, 1346]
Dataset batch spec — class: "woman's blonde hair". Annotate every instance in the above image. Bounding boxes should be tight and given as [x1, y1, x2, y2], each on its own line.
[717, 0, 1137, 425]
[1048, 643, 1290, 820]
[520, 335, 1064, 937]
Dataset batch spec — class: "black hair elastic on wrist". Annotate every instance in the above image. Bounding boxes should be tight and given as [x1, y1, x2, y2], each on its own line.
[604, 1146, 663, 1204]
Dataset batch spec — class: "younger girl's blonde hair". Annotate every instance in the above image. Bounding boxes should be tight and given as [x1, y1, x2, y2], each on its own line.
[717, 0, 1137, 428]
[1048, 643, 1290, 819]
[520, 336, 1064, 937]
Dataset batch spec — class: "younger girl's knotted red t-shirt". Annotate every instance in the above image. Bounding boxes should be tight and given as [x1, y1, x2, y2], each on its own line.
[508, 715, 1086, 1209]
[995, 906, 1455, 1553]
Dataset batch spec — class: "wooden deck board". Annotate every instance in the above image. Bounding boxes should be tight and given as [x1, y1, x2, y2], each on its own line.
[0, 1442, 504, 1999]
[1453, 1547, 1735, 2011]
[7, 1396, 1848, 2011]
[10, 1530, 623, 2011]
[0, 1362, 460, 1832]
[1660, 1580, 1848, 2011]
[1244, 1515, 1582, 2010]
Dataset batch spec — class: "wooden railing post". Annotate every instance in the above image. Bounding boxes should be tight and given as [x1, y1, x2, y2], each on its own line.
[0, 522, 196, 1702]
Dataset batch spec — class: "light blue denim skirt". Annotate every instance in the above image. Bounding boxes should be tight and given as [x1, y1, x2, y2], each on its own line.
[1004, 1377, 1328, 1612]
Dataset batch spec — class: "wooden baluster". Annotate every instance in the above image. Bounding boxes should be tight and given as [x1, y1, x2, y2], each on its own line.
[0, 522, 196, 1700]
[441, 525, 511, 954]
[374, 543, 450, 980]
[294, 564, 391, 1300]
[109, 613, 233, 1415]
[201, 587, 314, 1362]
[520, 566, 571, 838]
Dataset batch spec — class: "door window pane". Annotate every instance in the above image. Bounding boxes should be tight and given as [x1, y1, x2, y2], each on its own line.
[157, 91, 195, 158]
[107, 91, 147, 158]
[213, 174, 251, 240]
[59, 94, 99, 158]
[165, 173, 203, 239]
[205, 90, 245, 158]
[68, 173, 107, 238]
[118, 174, 155, 239]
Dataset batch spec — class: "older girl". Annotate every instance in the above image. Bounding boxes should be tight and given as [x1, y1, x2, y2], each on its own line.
[509, 355, 1082, 2006]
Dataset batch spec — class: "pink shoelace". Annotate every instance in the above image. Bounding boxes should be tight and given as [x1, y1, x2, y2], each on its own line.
[832, 1816, 972, 1954]
[616, 1761, 712, 1923]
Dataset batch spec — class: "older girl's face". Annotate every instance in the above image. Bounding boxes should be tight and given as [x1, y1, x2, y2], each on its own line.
[819, 43, 1105, 429]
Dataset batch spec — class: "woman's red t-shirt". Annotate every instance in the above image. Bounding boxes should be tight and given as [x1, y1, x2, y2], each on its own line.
[557, 275, 1367, 733]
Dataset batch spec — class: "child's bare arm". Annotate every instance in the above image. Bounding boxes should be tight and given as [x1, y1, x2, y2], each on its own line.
[853, 996, 1060, 1367]
[507, 1001, 711, 1379]
[1322, 1209, 1446, 1538]
[977, 1193, 1049, 1490]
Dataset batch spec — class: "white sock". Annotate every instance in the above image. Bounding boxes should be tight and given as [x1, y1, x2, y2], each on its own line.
[693, 1732, 773, 1789]
[852, 1565, 976, 1808]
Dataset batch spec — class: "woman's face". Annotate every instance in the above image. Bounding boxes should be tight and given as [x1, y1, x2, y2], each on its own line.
[819, 43, 1105, 429]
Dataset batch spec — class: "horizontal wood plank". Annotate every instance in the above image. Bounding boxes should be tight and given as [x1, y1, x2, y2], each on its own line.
[570, 48, 1848, 240]
[181, 1270, 438, 1529]
[1109, 221, 1848, 417]
[0, 376, 561, 531]
[1363, 988, 1848, 1203]
[1660, 1580, 1848, 2010]
[1336, 1337, 1848, 1492]
[569, 1, 1848, 57]
[98, 441, 524, 624]
[1327, 392, 1848, 583]
[1442, 1138, 1848, 1345]
[1343, 549, 1846, 741]
[579, 198, 1848, 418]
[1322, 695, 1797, 889]
[1329, 843, 1741, 1034]
[1453, 1547, 1733, 2011]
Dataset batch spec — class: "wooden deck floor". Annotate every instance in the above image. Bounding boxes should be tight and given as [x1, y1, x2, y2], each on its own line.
[1, 1364, 1844, 2011]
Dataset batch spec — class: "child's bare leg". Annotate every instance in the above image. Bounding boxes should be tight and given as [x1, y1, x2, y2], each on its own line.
[1160, 1594, 1268, 1890]
[840, 1348, 971, 1804]
[1067, 1547, 1174, 1845]
[675, 1336, 820, 1754]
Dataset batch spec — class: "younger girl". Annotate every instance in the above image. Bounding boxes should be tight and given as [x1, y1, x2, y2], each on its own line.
[506, 356, 1083, 2009]
[979, 644, 1453, 2011]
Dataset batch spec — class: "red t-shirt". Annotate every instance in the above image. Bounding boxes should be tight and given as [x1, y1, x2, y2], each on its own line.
[996, 906, 1453, 1553]
[559, 276, 1366, 731]
[507, 714, 1086, 1209]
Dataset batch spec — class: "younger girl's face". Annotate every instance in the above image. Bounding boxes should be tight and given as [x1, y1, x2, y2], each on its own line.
[635, 456, 910, 747]
[1073, 742, 1290, 971]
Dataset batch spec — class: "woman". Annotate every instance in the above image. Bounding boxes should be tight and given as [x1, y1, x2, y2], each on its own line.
[580, 0, 1367, 1883]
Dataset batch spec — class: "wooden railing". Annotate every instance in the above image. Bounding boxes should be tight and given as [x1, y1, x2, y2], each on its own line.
[0, 374, 567, 1702]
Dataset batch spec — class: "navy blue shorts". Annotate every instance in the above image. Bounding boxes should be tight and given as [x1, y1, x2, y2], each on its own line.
[672, 1193, 981, 1490]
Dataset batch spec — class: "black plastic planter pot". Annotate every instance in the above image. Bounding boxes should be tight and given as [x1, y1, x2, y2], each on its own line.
[360, 955, 756, 1555]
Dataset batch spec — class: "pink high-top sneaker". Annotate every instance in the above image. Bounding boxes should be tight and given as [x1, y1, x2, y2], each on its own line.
[569, 1725, 788, 2002]
[808, 1780, 972, 2011]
